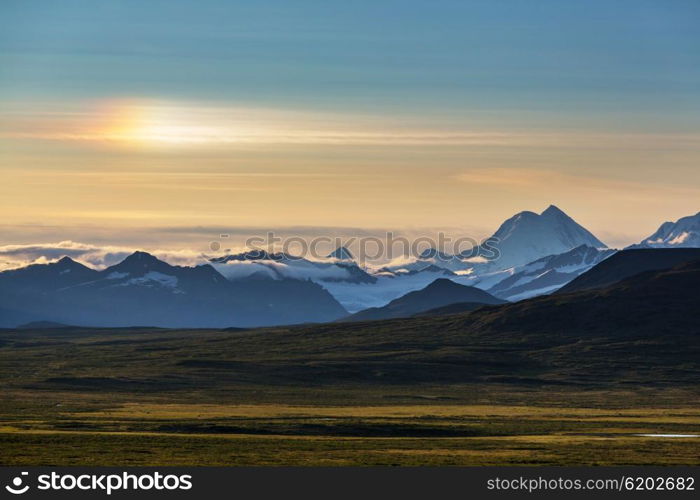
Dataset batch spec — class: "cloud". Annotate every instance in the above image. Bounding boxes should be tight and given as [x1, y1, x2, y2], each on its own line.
[0, 99, 602, 149]
[0, 240, 364, 285]
[3, 130, 539, 147]
[211, 259, 355, 282]
[4, 98, 700, 150]
[0, 241, 208, 271]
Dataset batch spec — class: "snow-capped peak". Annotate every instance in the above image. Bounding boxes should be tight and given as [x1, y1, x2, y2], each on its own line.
[631, 211, 700, 249]
[103, 251, 177, 278]
[487, 205, 607, 270]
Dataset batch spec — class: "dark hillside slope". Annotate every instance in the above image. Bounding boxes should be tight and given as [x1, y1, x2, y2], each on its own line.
[558, 248, 700, 293]
[325, 260, 700, 385]
[5, 261, 696, 394]
[344, 278, 505, 321]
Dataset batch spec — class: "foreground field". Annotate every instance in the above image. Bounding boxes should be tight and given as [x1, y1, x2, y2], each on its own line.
[1, 398, 699, 466]
[3, 430, 699, 466]
[0, 326, 698, 465]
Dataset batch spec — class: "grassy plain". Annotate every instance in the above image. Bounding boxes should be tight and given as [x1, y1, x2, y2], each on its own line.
[0, 325, 698, 466]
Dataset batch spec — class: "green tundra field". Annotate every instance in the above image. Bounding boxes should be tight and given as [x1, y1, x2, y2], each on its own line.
[0, 323, 698, 466]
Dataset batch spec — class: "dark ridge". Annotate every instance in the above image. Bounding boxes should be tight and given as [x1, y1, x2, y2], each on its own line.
[558, 248, 700, 293]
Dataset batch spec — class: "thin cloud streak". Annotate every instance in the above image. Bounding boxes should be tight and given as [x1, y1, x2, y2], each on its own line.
[4, 99, 700, 149]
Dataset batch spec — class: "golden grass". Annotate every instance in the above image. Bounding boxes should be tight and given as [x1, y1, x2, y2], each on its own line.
[3, 399, 698, 466]
[1, 430, 698, 466]
[74, 402, 700, 422]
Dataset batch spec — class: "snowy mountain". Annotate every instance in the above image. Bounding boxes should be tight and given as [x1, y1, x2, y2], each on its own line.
[629, 211, 700, 249]
[210, 250, 472, 312]
[0, 205, 620, 323]
[482, 205, 607, 270]
[0, 252, 347, 328]
[379, 248, 472, 275]
[210, 250, 376, 284]
[207, 206, 608, 310]
[483, 245, 616, 301]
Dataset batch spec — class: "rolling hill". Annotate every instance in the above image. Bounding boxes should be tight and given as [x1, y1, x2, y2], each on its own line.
[557, 248, 700, 294]
[343, 278, 506, 321]
[4, 258, 698, 392]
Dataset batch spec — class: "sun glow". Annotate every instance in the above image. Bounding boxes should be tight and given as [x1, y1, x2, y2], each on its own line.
[93, 100, 234, 147]
[7, 98, 698, 152]
[27, 101, 536, 149]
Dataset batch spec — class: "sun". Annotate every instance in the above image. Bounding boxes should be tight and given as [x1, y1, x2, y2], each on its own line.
[93, 99, 221, 147]
[95, 99, 151, 144]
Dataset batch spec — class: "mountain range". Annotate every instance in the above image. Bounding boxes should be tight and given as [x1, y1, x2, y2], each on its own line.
[380, 205, 607, 276]
[210, 250, 376, 284]
[8, 248, 699, 391]
[480, 245, 616, 301]
[311, 255, 700, 387]
[1, 206, 699, 328]
[0, 252, 347, 328]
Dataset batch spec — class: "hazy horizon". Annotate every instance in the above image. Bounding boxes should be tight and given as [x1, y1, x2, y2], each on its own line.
[2, 1, 699, 256]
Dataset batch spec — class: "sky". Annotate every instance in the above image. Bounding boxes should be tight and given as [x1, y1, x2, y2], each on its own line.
[1, 0, 699, 256]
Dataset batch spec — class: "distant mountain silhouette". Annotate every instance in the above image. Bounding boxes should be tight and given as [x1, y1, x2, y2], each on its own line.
[0, 252, 347, 328]
[343, 278, 506, 322]
[326, 246, 354, 260]
[17, 321, 72, 329]
[106, 250, 175, 274]
[557, 248, 700, 294]
[0, 256, 100, 293]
